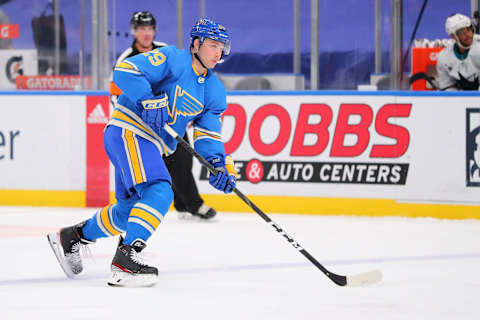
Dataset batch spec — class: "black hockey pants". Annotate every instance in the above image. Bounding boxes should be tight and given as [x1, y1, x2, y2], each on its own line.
[164, 134, 204, 213]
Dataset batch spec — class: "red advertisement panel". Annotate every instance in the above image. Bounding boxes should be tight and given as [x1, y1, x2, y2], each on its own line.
[16, 75, 91, 90]
[86, 95, 109, 207]
[0, 24, 19, 39]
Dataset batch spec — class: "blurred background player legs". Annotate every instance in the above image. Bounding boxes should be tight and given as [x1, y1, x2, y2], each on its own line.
[164, 133, 217, 219]
[111, 11, 217, 220]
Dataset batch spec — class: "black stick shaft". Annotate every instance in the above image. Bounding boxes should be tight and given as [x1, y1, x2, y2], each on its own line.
[164, 125, 347, 286]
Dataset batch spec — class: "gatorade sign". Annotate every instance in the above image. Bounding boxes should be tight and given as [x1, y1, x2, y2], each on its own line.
[0, 24, 19, 39]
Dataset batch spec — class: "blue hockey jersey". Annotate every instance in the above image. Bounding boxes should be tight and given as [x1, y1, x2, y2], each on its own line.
[111, 45, 227, 162]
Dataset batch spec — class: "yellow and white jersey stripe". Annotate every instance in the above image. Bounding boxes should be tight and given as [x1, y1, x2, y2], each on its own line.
[114, 60, 142, 75]
[107, 104, 173, 156]
[193, 126, 222, 143]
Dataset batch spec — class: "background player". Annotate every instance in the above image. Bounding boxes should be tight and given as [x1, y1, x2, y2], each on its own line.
[437, 13, 480, 90]
[48, 18, 237, 287]
[110, 11, 218, 220]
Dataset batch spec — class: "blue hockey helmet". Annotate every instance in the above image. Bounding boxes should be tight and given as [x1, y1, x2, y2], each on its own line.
[190, 18, 231, 56]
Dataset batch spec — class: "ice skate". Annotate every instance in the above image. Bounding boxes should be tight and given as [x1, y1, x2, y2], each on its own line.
[192, 203, 217, 219]
[47, 221, 94, 278]
[108, 237, 158, 287]
[178, 204, 217, 220]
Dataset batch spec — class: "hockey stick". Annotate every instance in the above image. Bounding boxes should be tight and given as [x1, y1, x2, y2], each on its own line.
[409, 72, 438, 90]
[164, 124, 382, 287]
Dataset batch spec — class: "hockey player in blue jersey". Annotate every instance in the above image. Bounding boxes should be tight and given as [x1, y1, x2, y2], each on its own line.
[47, 18, 237, 287]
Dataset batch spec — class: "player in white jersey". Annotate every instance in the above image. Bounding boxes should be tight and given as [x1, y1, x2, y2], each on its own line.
[437, 13, 480, 90]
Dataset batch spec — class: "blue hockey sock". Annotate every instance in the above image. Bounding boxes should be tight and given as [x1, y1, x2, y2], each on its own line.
[123, 181, 173, 245]
[82, 198, 135, 241]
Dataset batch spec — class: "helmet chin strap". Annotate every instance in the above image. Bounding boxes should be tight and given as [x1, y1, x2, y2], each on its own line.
[454, 27, 474, 50]
[454, 35, 472, 50]
[194, 52, 208, 70]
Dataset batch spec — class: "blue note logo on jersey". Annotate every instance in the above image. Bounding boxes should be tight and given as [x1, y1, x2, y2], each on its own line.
[466, 108, 480, 186]
[168, 85, 204, 123]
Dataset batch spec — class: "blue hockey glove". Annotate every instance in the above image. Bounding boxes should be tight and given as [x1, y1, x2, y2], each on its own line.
[208, 156, 238, 194]
[140, 92, 169, 132]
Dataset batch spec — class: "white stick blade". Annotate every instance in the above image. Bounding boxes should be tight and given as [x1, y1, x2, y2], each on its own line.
[346, 269, 382, 287]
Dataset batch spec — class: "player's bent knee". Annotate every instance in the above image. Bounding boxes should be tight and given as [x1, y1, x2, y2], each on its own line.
[134, 180, 173, 216]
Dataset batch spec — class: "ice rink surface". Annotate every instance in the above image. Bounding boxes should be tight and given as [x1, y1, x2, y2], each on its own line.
[0, 206, 479, 320]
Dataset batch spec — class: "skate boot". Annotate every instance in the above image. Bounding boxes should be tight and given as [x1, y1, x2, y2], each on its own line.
[191, 204, 217, 220]
[47, 220, 94, 278]
[108, 237, 158, 287]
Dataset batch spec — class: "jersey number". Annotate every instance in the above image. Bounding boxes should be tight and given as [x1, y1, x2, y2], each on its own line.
[143, 49, 166, 66]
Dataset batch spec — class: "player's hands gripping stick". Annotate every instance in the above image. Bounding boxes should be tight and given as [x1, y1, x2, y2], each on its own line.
[208, 155, 238, 193]
[141, 92, 169, 132]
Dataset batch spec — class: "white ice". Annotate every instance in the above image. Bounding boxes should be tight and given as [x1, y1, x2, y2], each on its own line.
[0, 206, 479, 320]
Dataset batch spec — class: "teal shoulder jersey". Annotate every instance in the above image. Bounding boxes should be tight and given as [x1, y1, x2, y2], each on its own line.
[112, 45, 227, 162]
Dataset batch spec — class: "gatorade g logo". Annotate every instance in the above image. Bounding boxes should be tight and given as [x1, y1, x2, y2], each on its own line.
[466, 108, 480, 186]
[0, 24, 19, 39]
[6, 56, 23, 84]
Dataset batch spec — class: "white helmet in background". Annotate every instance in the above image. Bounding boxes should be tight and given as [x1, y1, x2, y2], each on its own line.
[445, 13, 474, 49]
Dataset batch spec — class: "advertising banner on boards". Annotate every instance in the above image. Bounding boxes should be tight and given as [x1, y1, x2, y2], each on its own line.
[192, 94, 480, 206]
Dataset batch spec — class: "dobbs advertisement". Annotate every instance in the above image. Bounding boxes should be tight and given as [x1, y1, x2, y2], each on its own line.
[194, 94, 480, 208]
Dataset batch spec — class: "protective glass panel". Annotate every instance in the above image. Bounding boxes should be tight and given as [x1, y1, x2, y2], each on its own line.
[0, 0, 474, 91]
[1, 0, 92, 90]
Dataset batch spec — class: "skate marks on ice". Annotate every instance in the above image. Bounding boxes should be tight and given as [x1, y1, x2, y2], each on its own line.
[2, 252, 480, 287]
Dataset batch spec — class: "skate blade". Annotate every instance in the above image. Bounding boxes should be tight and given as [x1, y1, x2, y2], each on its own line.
[107, 269, 158, 288]
[46, 233, 77, 279]
[177, 211, 195, 220]
[178, 211, 216, 221]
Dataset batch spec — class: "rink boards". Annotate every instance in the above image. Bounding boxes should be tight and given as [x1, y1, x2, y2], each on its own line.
[0, 90, 479, 219]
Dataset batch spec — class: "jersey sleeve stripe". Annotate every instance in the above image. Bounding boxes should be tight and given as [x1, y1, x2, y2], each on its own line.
[116, 62, 134, 69]
[114, 60, 141, 74]
[194, 127, 222, 139]
[114, 67, 142, 75]
[193, 129, 222, 142]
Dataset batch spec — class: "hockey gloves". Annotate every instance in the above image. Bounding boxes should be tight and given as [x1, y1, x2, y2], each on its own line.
[208, 155, 238, 193]
[140, 92, 169, 132]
